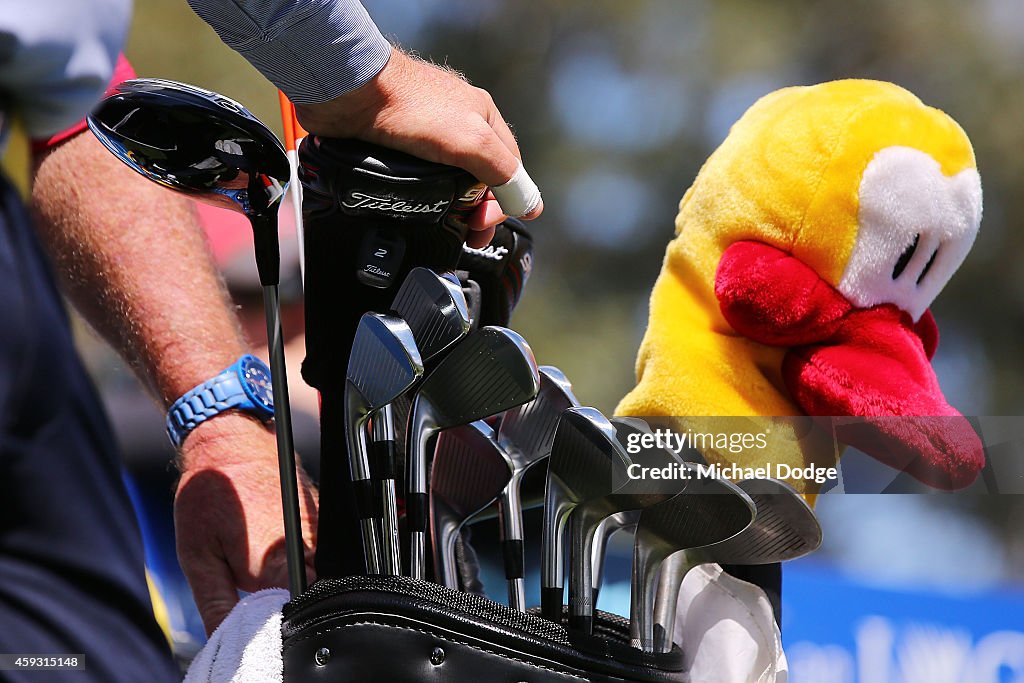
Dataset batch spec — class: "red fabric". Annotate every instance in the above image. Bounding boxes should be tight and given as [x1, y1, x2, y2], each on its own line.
[31, 54, 137, 154]
[715, 240, 984, 489]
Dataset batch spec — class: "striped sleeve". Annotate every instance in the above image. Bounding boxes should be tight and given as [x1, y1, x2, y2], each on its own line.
[185, 0, 391, 104]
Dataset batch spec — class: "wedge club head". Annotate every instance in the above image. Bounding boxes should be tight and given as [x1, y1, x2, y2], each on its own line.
[346, 313, 423, 574]
[630, 473, 756, 651]
[492, 366, 580, 611]
[407, 326, 540, 579]
[540, 407, 632, 623]
[652, 478, 821, 652]
[431, 421, 513, 589]
[566, 418, 685, 633]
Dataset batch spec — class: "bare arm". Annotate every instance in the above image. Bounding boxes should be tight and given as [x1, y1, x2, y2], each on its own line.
[30, 130, 317, 634]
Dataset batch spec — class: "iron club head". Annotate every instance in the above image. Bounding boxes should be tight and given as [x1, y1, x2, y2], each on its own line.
[406, 326, 540, 579]
[345, 313, 423, 573]
[430, 421, 513, 589]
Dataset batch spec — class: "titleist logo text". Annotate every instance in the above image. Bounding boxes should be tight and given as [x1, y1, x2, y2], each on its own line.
[343, 192, 449, 214]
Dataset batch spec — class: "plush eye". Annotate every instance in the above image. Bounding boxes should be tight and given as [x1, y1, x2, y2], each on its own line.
[916, 248, 939, 285]
[892, 234, 919, 280]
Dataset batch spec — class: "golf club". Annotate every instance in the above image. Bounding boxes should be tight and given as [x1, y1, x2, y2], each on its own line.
[430, 421, 513, 589]
[406, 326, 540, 580]
[630, 472, 756, 652]
[372, 267, 472, 574]
[493, 366, 579, 611]
[566, 420, 685, 634]
[589, 417, 705, 604]
[346, 313, 423, 573]
[88, 79, 307, 595]
[540, 407, 632, 623]
[652, 478, 821, 652]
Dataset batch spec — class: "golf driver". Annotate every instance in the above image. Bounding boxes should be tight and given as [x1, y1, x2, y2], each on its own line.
[567, 421, 687, 634]
[346, 313, 423, 574]
[430, 421, 513, 589]
[652, 478, 821, 652]
[540, 407, 632, 623]
[406, 326, 540, 579]
[372, 267, 472, 574]
[630, 472, 756, 651]
[492, 366, 579, 611]
[87, 79, 307, 595]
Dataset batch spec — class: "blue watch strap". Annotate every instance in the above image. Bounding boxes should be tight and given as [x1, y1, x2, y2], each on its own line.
[166, 355, 274, 448]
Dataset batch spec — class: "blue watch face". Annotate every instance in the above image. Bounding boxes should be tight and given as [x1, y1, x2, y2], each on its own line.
[239, 356, 274, 412]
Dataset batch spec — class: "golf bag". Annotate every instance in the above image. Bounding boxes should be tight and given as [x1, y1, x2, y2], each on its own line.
[293, 138, 687, 682]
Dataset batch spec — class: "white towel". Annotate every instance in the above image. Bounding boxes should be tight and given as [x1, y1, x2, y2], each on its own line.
[183, 588, 288, 683]
[675, 564, 788, 683]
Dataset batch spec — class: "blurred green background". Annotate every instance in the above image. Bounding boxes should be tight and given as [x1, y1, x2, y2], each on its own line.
[120, 0, 1022, 593]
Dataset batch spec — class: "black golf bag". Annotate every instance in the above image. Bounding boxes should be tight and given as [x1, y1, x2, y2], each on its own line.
[290, 137, 688, 682]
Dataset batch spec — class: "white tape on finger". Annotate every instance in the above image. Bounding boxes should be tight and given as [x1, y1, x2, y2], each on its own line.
[491, 162, 542, 217]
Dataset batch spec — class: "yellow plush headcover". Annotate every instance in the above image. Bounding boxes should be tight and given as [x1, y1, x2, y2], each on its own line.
[615, 80, 976, 493]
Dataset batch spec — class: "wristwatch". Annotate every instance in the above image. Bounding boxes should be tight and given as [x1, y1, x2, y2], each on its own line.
[166, 354, 275, 448]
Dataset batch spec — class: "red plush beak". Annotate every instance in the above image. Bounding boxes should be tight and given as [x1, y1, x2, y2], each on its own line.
[716, 241, 984, 489]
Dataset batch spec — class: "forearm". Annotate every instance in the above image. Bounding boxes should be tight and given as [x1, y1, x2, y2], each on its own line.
[30, 131, 248, 409]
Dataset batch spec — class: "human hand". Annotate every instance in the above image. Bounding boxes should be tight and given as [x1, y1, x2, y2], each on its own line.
[174, 413, 318, 635]
[294, 47, 542, 248]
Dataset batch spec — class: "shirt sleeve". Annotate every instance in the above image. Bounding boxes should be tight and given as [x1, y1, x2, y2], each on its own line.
[31, 53, 137, 153]
[0, 0, 131, 138]
[185, 0, 392, 105]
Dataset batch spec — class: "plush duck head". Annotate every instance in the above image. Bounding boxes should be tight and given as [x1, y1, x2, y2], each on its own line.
[616, 79, 984, 493]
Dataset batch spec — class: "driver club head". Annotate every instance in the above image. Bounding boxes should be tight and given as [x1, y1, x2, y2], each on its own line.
[345, 313, 424, 573]
[653, 478, 821, 652]
[88, 78, 288, 220]
[540, 407, 632, 623]
[630, 473, 756, 652]
[406, 326, 540, 579]
[431, 421, 512, 589]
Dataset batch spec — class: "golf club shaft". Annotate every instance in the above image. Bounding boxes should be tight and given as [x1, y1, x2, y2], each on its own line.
[541, 498, 573, 622]
[373, 403, 402, 575]
[653, 550, 698, 653]
[629, 540, 661, 652]
[497, 477, 526, 611]
[262, 284, 306, 597]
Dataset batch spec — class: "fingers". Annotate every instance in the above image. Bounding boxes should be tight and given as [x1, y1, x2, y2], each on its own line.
[490, 161, 543, 219]
[184, 552, 240, 636]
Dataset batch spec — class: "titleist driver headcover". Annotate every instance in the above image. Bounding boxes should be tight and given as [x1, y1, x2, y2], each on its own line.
[431, 421, 513, 589]
[407, 326, 540, 580]
[345, 313, 423, 574]
[300, 138, 487, 391]
[456, 217, 534, 327]
[652, 478, 821, 652]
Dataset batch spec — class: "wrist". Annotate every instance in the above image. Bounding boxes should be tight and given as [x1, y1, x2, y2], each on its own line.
[176, 411, 276, 471]
[294, 46, 402, 137]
